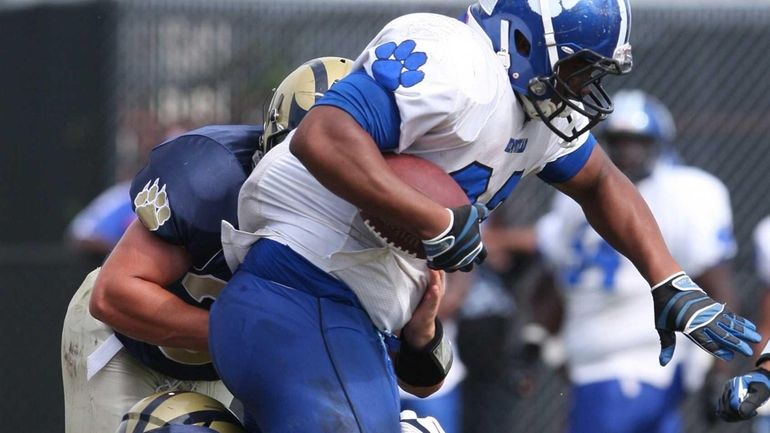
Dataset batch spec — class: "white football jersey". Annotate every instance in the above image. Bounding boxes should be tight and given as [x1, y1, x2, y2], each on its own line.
[536, 162, 735, 387]
[224, 13, 593, 332]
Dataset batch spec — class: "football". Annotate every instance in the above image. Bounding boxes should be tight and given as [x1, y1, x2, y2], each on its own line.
[361, 153, 469, 258]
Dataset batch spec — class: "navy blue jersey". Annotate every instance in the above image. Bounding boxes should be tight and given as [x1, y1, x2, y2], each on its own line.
[118, 124, 262, 380]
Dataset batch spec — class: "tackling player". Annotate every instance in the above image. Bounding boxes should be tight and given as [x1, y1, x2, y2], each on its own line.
[211, 1, 759, 432]
[520, 90, 738, 433]
[61, 57, 452, 433]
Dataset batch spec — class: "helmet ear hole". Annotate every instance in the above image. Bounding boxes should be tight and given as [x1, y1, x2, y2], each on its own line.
[514, 30, 531, 57]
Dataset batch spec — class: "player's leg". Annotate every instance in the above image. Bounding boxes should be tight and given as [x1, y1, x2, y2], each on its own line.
[570, 376, 684, 433]
[63, 269, 158, 432]
[62, 268, 126, 433]
[569, 380, 638, 433]
[647, 366, 685, 433]
[209, 240, 401, 433]
[63, 268, 233, 432]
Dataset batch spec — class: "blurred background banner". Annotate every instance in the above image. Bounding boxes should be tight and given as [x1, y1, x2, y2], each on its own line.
[3, 0, 770, 431]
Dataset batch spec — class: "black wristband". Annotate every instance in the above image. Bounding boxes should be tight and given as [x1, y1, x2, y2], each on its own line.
[395, 318, 453, 387]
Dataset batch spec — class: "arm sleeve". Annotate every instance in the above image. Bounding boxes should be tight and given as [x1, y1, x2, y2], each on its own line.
[328, 15, 480, 153]
[537, 134, 597, 183]
[130, 134, 249, 248]
[315, 70, 401, 151]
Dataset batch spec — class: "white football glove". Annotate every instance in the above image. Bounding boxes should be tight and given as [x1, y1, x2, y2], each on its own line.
[400, 410, 446, 433]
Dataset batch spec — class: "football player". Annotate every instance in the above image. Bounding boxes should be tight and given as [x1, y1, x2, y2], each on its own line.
[212, 1, 759, 432]
[62, 57, 454, 433]
[523, 90, 738, 433]
[717, 218, 770, 422]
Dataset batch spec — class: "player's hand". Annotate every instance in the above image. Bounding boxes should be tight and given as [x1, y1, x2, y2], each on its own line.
[400, 410, 447, 433]
[422, 204, 489, 272]
[402, 270, 444, 349]
[717, 367, 770, 421]
[652, 272, 760, 366]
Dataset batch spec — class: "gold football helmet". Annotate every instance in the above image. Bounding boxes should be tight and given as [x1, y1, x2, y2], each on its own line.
[116, 391, 245, 433]
[262, 56, 354, 153]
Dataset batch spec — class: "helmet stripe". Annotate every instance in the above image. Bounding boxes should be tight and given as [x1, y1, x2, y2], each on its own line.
[306, 59, 329, 101]
[616, 0, 630, 49]
[132, 391, 191, 433]
[167, 409, 242, 426]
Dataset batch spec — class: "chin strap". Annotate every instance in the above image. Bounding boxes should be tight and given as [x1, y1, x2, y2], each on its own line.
[519, 94, 572, 119]
[538, 0, 560, 72]
[497, 19, 511, 70]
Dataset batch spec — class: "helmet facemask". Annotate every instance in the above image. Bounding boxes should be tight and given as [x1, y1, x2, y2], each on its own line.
[468, 0, 633, 144]
[524, 43, 633, 143]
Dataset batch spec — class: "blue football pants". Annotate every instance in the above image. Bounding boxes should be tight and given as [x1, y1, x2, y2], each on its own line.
[569, 367, 684, 433]
[209, 240, 401, 433]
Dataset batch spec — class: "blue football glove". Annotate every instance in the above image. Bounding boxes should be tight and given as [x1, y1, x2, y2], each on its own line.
[652, 272, 760, 366]
[717, 367, 770, 421]
[422, 204, 489, 272]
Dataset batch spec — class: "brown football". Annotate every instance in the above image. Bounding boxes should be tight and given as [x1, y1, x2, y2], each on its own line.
[360, 153, 469, 258]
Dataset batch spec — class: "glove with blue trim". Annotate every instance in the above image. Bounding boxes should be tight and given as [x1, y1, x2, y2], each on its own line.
[422, 204, 489, 272]
[652, 272, 760, 366]
[717, 367, 770, 421]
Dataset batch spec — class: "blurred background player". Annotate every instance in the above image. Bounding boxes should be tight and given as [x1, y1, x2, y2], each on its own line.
[487, 89, 738, 433]
[61, 58, 352, 433]
[64, 113, 184, 266]
[717, 216, 770, 423]
[64, 179, 135, 263]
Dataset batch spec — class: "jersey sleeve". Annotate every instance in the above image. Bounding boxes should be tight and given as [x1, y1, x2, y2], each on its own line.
[754, 216, 770, 284]
[130, 131, 254, 255]
[350, 14, 493, 152]
[536, 133, 596, 183]
[531, 110, 596, 183]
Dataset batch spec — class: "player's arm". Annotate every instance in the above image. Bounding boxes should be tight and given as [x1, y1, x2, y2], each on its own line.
[290, 70, 487, 272]
[556, 144, 759, 364]
[292, 106, 448, 240]
[89, 219, 209, 351]
[555, 145, 678, 284]
[396, 270, 453, 397]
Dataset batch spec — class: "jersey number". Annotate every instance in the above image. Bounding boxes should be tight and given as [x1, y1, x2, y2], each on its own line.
[450, 162, 523, 210]
[564, 223, 621, 291]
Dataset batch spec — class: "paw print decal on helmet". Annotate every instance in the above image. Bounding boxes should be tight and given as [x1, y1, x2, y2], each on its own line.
[372, 40, 427, 91]
[133, 178, 171, 231]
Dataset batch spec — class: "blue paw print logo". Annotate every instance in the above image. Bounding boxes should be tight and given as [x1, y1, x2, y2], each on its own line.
[372, 40, 427, 91]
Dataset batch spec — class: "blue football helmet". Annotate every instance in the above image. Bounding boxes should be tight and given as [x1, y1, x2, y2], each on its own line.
[467, 0, 633, 142]
[602, 89, 675, 143]
[598, 89, 676, 182]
